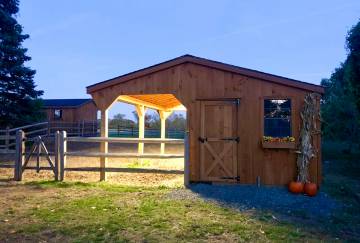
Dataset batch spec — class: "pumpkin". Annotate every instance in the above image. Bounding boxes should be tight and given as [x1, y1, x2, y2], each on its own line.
[304, 182, 317, 196]
[288, 181, 304, 194]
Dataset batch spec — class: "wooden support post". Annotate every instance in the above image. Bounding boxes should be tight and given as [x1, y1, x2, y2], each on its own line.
[100, 109, 108, 181]
[54, 131, 60, 181]
[184, 131, 190, 187]
[5, 126, 9, 153]
[59, 131, 67, 181]
[158, 110, 172, 154]
[14, 130, 25, 181]
[36, 137, 41, 173]
[135, 105, 146, 154]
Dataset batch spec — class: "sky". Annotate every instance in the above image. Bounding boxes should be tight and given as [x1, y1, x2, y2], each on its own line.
[18, 0, 360, 119]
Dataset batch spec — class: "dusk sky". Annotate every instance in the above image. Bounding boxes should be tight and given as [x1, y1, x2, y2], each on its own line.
[18, 1, 360, 119]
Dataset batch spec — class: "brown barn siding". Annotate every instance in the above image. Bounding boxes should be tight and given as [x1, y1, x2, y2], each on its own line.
[44, 102, 98, 123]
[74, 101, 98, 121]
[89, 62, 322, 186]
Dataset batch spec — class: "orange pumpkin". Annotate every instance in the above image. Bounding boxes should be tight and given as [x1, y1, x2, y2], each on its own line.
[304, 182, 317, 196]
[288, 181, 304, 194]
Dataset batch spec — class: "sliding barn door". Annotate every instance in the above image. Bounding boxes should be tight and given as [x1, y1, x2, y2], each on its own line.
[199, 100, 239, 182]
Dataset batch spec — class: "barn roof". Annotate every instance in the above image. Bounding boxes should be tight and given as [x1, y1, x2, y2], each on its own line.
[42, 99, 93, 108]
[87, 54, 324, 94]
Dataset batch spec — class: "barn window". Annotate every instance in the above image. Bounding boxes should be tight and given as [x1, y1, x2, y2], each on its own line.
[54, 109, 62, 120]
[264, 99, 291, 137]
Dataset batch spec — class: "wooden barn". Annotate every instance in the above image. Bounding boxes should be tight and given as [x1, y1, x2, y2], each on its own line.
[87, 55, 324, 186]
[42, 99, 98, 123]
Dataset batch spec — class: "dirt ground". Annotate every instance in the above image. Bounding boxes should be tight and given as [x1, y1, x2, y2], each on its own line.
[0, 168, 184, 187]
[0, 142, 184, 187]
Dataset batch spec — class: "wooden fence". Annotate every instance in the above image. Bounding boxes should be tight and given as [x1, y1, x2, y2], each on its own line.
[0, 121, 98, 154]
[0, 122, 49, 153]
[13, 130, 189, 185]
[48, 120, 98, 137]
[110, 125, 185, 139]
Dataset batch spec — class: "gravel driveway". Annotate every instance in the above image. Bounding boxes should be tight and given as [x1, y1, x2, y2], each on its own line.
[169, 184, 340, 220]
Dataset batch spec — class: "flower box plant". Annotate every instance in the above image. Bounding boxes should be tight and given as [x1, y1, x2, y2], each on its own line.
[262, 136, 296, 149]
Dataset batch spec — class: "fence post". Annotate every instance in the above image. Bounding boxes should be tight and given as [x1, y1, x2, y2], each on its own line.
[93, 120, 96, 136]
[5, 126, 10, 153]
[77, 121, 81, 136]
[36, 136, 41, 173]
[54, 131, 60, 181]
[59, 131, 67, 181]
[81, 120, 85, 137]
[96, 120, 99, 136]
[14, 130, 25, 181]
[100, 109, 108, 181]
[184, 131, 190, 188]
[47, 122, 50, 136]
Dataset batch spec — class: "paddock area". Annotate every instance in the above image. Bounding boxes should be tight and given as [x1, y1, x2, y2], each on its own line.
[0, 105, 187, 185]
[0, 142, 184, 186]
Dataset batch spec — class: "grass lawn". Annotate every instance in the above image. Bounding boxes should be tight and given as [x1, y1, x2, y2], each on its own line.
[0, 141, 358, 242]
[0, 181, 329, 242]
[320, 141, 360, 240]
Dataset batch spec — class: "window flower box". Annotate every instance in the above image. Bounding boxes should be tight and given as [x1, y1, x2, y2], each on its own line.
[262, 136, 296, 149]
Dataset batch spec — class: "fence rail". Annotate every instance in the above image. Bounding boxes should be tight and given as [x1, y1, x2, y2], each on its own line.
[1, 121, 186, 154]
[0, 120, 98, 154]
[66, 136, 184, 144]
[65, 152, 183, 159]
[58, 132, 185, 180]
[1, 122, 48, 133]
[0, 122, 49, 154]
[109, 126, 185, 139]
[11, 130, 188, 185]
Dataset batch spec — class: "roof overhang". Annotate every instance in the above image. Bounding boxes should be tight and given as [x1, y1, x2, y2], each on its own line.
[117, 94, 186, 111]
[87, 55, 324, 94]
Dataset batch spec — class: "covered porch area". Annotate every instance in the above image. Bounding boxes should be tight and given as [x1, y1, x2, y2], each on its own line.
[96, 93, 187, 181]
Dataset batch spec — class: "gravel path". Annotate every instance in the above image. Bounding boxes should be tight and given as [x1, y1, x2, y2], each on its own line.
[168, 184, 340, 220]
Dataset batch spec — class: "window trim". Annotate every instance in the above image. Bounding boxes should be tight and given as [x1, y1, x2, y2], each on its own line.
[260, 96, 295, 139]
[54, 109, 63, 120]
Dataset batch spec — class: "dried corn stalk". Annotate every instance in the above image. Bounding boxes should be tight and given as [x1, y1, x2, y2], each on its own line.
[296, 93, 320, 183]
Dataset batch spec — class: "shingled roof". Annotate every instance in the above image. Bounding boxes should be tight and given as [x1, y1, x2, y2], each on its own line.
[42, 99, 92, 108]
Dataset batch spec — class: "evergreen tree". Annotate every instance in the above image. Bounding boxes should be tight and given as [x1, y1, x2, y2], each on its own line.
[0, 0, 43, 128]
[321, 20, 360, 152]
[345, 20, 360, 112]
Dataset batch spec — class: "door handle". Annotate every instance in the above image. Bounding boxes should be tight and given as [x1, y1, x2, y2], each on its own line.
[198, 136, 207, 143]
[220, 137, 240, 143]
[220, 176, 240, 181]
